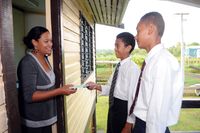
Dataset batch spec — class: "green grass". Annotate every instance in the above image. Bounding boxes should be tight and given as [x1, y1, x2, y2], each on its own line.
[96, 96, 200, 132]
[96, 96, 109, 131]
[170, 109, 200, 131]
[96, 67, 112, 84]
[96, 67, 112, 77]
[185, 74, 200, 87]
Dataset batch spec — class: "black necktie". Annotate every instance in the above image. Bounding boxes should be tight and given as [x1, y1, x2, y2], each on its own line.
[129, 61, 146, 115]
[109, 62, 120, 107]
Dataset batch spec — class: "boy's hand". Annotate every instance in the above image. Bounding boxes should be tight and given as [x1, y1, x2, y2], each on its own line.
[86, 82, 101, 91]
[86, 82, 97, 90]
[121, 122, 133, 133]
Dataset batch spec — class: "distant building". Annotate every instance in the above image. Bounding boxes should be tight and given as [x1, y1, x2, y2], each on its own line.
[185, 46, 200, 58]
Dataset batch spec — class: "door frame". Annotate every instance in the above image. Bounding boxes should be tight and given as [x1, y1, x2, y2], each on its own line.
[50, 0, 66, 133]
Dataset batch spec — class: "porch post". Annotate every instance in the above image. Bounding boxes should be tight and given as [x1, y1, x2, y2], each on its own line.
[50, 0, 66, 133]
[0, 0, 21, 133]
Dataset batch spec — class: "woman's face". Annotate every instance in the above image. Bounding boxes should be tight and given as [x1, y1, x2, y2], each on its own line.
[33, 31, 52, 56]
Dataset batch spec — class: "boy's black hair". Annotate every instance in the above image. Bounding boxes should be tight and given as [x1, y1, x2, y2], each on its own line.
[116, 32, 135, 53]
[140, 12, 165, 37]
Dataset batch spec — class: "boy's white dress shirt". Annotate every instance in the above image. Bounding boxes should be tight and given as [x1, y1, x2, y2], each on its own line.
[133, 44, 184, 133]
[101, 56, 140, 123]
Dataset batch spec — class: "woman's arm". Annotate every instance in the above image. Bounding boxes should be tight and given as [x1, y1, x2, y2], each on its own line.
[32, 84, 77, 102]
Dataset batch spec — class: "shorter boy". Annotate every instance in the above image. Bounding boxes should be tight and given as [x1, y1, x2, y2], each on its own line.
[87, 32, 140, 133]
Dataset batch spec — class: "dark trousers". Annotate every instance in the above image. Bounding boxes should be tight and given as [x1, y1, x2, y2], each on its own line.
[132, 117, 170, 133]
[21, 125, 52, 133]
[107, 97, 128, 133]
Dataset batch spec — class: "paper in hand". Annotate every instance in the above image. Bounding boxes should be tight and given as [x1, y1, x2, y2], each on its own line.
[70, 84, 88, 89]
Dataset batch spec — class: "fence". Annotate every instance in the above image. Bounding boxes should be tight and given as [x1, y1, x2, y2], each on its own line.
[96, 61, 117, 84]
[185, 58, 200, 66]
[96, 60, 200, 108]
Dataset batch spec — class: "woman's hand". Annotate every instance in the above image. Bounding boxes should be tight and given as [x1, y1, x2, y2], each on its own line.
[32, 84, 76, 102]
[60, 84, 77, 95]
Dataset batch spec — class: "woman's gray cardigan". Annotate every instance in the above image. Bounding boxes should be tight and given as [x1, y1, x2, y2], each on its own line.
[17, 52, 57, 128]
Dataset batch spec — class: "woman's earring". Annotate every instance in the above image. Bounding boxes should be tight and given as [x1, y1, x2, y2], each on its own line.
[33, 48, 39, 54]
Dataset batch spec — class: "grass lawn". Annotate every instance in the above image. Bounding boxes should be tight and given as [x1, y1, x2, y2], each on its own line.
[96, 96, 109, 131]
[185, 74, 200, 87]
[170, 109, 200, 131]
[96, 96, 200, 132]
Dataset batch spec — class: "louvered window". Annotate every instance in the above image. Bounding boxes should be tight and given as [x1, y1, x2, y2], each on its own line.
[80, 14, 93, 81]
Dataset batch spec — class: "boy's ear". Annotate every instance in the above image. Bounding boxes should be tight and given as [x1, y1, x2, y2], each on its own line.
[126, 45, 132, 53]
[148, 23, 156, 35]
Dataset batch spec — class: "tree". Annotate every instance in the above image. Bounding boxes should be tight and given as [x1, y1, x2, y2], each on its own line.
[168, 42, 181, 58]
[187, 42, 200, 46]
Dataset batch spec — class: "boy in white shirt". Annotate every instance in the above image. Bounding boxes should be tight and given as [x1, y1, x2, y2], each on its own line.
[87, 32, 140, 133]
[130, 12, 183, 133]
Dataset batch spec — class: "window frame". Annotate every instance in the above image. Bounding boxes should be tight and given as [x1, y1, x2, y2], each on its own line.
[80, 13, 94, 82]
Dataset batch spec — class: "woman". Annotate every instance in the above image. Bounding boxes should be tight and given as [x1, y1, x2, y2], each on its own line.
[17, 26, 76, 133]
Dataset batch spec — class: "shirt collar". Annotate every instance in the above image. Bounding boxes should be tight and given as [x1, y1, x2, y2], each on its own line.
[145, 43, 164, 64]
[119, 56, 131, 66]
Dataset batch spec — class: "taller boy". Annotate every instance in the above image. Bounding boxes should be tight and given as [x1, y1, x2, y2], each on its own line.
[130, 12, 183, 133]
[87, 32, 140, 133]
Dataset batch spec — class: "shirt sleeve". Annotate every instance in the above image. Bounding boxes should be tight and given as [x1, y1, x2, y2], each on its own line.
[127, 64, 140, 124]
[100, 73, 113, 96]
[146, 60, 175, 133]
[18, 58, 37, 103]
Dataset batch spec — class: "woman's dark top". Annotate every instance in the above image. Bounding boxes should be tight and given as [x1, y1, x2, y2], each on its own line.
[17, 52, 57, 128]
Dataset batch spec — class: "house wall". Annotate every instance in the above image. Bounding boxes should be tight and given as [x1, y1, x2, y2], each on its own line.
[0, 55, 8, 133]
[186, 47, 200, 58]
[61, 0, 96, 132]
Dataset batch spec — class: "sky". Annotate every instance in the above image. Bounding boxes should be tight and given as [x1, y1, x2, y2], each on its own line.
[96, 0, 200, 50]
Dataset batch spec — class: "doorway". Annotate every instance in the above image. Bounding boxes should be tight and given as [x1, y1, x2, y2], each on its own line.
[12, 0, 46, 68]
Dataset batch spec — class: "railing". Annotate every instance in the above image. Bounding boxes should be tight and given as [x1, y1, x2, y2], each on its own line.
[96, 60, 200, 108]
[185, 58, 200, 65]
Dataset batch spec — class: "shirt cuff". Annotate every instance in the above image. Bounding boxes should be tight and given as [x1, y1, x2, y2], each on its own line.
[100, 85, 109, 96]
[127, 114, 135, 124]
[146, 121, 167, 133]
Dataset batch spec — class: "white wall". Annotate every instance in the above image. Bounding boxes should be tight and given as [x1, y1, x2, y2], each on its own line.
[13, 9, 45, 67]
[25, 13, 45, 34]
[13, 8, 26, 67]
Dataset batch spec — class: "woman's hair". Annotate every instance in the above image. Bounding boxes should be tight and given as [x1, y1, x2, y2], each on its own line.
[23, 26, 49, 49]
[116, 32, 135, 53]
